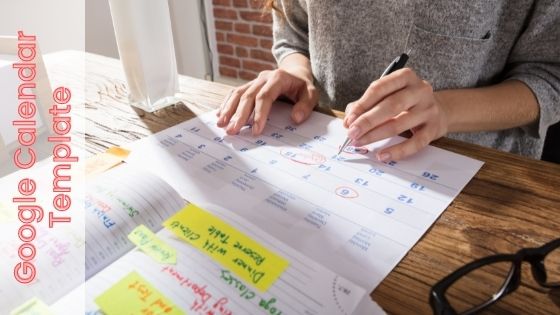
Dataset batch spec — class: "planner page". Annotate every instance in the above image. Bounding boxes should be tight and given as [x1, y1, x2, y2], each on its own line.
[0, 159, 85, 312]
[126, 102, 484, 290]
[85, 163, 185, 279]
[83, 203, 369, 315]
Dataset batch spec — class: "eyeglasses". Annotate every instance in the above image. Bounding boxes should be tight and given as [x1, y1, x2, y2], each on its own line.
[430, 238, 560, 315]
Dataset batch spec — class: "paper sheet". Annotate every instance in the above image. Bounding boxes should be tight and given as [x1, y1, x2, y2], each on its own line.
[84, 204, 367, 315]
[95, 271, 185, 315]
[0, 158, 86, 312]
[85, 164, 185, 278]
[126, 102, 483, 290]
[163, 204, 290, 292]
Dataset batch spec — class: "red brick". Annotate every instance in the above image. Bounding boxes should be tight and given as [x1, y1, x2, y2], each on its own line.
[236, 47, 249, 57]
[249, 0, 263, 9]
[243, 59, 275, 72]
[217, 43, 234, 55]
[216, 32, 226, 41]
[220, 55, 241, 68]
[260, 38, 273, 49]
[234, 23, 251, 33]
[227, 33, 258, 47]
[239, 70, 258, 81]
[250, 49, 276, 63]
[215, 20, 233, 31]
[220, 66, 238, 78]
[213, 0, 231, 6]
[233, 0, 248, 7]
[213, 8, 237, 20]
[252, 24, 272, 37]
[239, 11, 272, 23]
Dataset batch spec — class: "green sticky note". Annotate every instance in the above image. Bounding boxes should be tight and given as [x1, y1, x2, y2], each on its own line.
[95, 271, 185, 315]
[128, 224, 177, 264]
[0, 201, 15, 223]
[10, 297, 54, 315]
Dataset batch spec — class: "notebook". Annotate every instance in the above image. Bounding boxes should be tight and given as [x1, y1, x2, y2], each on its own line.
[1, 161, 382, 314]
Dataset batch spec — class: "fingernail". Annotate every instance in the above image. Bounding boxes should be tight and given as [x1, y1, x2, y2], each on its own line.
[227, 120, 236, 131]
[377, 152, 391, 162]
[252, 121, 260, 135]
[348, 126, 361, 139]
[293, 110, 303, 123]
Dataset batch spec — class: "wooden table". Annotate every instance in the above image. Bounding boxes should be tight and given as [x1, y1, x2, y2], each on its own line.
[46, 51, 560, 314]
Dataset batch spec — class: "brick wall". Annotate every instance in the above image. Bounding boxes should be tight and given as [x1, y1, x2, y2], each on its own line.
[212, 0, 276, 81]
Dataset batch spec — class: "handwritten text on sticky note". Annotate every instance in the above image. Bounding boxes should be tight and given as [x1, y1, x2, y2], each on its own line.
[95, 271, 185, 315]
[128, 225, 177, 264]
[163, 204, 289, 292]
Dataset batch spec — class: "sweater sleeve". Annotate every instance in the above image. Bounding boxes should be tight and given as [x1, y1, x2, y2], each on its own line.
[271, 0, 310, 63]
[504, 1, 560, 139]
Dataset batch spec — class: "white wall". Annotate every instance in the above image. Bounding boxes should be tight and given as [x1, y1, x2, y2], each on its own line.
[85, 0, 118, 58]
[85, 0, 214, 80]
[0, 0, 85, 53]
[0, 0, 214, 79]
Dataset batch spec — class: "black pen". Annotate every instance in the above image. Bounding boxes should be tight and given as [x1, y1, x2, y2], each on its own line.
[337, 52, 410, 156]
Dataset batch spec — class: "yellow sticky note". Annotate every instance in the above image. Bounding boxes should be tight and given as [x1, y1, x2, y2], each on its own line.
[85, 146, 130, 176]
[106, 146, 131, 159]
[163, 204, 289, 292]
[95, 271, 185, 315]
[128, 224, 177, 264]
[10, 297, 54, 315]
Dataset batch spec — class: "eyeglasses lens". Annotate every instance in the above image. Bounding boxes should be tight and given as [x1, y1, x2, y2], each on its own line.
[544, 246, 560, 286]
[445, 261, 514, 313]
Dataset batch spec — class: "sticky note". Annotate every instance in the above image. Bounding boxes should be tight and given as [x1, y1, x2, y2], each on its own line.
[128, 224, 177, 264]
[95, 271, 185, 315]
[163, 204, 289, 292]
[85, 146, 130, 176]
[0, 201, 15, 223]
[106, 146, 131, 159]
[10, 297, 54, 315]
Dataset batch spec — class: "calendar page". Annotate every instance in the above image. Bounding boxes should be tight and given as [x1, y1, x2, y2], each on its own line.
[126, 102, 483, 290]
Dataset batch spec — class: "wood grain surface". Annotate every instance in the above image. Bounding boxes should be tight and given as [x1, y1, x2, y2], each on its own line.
[45, 51, 560, 315]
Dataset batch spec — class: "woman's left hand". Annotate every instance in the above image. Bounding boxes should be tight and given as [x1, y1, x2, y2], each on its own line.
[343, 68, 449, 162]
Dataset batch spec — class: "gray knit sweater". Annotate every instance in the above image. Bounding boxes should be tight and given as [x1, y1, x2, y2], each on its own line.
[271, 0, 560, 159]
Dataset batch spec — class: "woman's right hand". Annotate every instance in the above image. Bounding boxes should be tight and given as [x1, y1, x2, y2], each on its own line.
[216, 68, 318, 136]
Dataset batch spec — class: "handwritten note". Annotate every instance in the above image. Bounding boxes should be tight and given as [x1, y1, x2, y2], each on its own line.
[84, 164, 185, 279]
[10, 297, 54, 315]
[95, 271, 185, 315]
[128, 225, 177, 264]
[82, 203, 369, 315]
[163, 204, 289, 292]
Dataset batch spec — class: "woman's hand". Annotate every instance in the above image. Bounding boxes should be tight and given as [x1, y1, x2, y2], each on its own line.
[217, 68, 318, 136]
[344, 68, 449, 161]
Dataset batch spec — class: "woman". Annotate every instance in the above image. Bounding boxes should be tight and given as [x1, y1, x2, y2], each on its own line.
[217, 1, 560, 162]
